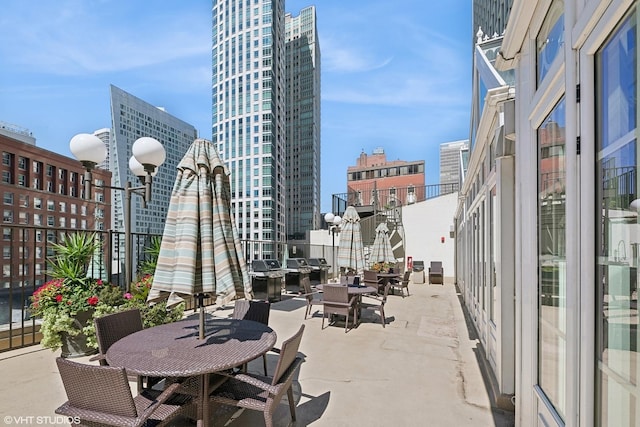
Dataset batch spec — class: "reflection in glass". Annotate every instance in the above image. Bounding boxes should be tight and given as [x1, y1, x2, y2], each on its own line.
[538, 97, 567, 420]
[537, 0, 565, 85]
[595, 10, 638, 427]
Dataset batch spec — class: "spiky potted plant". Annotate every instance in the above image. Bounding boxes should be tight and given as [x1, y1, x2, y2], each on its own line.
[30, 232, 108, 357]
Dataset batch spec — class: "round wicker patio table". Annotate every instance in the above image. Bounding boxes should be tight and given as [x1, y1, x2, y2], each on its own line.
[106, 317, 276, 427]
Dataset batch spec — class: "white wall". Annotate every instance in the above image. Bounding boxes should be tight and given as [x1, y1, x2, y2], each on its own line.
[402, 192, 457, 278]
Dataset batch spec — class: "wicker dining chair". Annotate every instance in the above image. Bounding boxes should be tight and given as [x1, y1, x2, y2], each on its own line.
[363, 269, 382, 293]
[321, 284, 359, 332]
[90, 308, 151, 391]
[300, 276, 322, 320]
[391, 270, 411, 297]
[209, 325, 305, 427]
[232, 300, 271, 375]
[55, 357, 195, 427]
[361, 283, 391, 328]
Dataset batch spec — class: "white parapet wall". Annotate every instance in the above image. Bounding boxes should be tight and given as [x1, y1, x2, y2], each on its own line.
[402, 192, 457, 281]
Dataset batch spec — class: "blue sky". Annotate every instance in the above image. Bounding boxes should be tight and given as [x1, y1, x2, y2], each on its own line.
[0, 0, 471, 213]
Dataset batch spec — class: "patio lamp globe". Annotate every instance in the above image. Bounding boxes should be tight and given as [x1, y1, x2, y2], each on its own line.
[324, 212, 334, 225]
[332, 215, 342, 227]
[129, 156, 158, 178]
[69, 133, 107, 168]
[132, 136, 166, 172]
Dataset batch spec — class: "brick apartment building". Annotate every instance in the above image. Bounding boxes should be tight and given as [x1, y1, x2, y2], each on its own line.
[0, 125, 111, 295]
[347, 148, 425, 208]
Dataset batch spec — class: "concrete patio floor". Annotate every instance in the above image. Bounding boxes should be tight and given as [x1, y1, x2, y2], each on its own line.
[0, 279, 515, 426]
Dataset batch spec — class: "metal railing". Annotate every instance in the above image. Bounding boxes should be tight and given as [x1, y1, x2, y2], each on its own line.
[330, 183, 458, 217]
[0, 226, 299, 353]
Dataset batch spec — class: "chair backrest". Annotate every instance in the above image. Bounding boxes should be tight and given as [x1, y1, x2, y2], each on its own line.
[363, 269, 378, 283]
[402, 270, 411, 283]
[56, 357, 138, 418]
[232, 300, 270, 326]
[271, 324, 305, 385]
[352, 276, 360, 286]
[322, 284, 349, 304]
[302, 279, 315, 302]
[430, 261, 443, 273]
[94, 308, 143, 356]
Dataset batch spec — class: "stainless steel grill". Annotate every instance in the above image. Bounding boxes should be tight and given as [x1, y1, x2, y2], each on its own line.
[308, 258, 331, 284]
[249, 259, 284, 302]
[283, 258, 312, 292]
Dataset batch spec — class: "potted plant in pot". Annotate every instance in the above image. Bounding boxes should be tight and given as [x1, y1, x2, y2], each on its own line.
[30, 232, 186, 357]
[30, 232, 108, 357]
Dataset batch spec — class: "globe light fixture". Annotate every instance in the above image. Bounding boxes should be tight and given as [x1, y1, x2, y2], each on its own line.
[69, 133, 107, 199]
[70, 133, 166, 290]
[324, 212, 342, 279]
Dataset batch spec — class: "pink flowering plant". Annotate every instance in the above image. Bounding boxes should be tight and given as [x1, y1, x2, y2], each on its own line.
[29, 233, 118, 351]
[30, 233, 184, 352]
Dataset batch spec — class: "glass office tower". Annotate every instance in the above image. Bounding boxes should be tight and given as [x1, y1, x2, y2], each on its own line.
[212, 0, 286, 259]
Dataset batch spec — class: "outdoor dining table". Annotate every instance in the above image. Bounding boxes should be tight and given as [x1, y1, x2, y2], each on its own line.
[376, 272, 401, 290]
[316, 283, 377, 317]
[106, 317, 277, 427]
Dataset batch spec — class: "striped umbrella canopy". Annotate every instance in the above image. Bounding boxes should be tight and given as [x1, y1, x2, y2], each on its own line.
[369, 222, 396, 264]
[148, 138, 251, 338]
[337, 206, 365, 274]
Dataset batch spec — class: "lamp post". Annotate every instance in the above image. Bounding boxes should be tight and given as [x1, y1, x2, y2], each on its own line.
[324, 212, 342, 280]
[70, 134, 166, 291]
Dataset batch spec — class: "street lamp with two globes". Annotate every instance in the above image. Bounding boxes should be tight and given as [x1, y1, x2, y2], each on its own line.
[324, 212, 342, 279]
[69, 133, 166, 290]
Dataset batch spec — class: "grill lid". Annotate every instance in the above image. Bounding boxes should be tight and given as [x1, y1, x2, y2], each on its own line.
[286, 258, 309, 269]
[252, 259, 282, 272]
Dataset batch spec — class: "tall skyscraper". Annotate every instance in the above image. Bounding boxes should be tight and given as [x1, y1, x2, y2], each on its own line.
[284, 6, 321, 240]
[92, 128, 111, 171]
[472, 0, 513, 43]
[109, 84, 198, 240]
[440, 140, 468, 187]
[212, 0, 286, 258]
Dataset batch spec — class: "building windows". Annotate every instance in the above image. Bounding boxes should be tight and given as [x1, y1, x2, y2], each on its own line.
[3, 193, 13, 205]
[47, 200, 54, 211]
[537, 96, 566, 420]
[536, 1, 564, 85]
[46, 164, 54, 177]
[2, 171, 10, 184]
[18, 174, 26, 187]
[3, 210, 12, 223]
[19, 195, 28, 208]
[2, 152, 10, 166]
[595, 10, 638, 427]
[47, 216, 54, 227]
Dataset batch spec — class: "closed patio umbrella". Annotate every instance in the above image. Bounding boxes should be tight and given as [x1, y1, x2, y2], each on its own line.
[370, 222, 395, 264]
[148, 138, 251, 339]
[337, 206, 365, 274]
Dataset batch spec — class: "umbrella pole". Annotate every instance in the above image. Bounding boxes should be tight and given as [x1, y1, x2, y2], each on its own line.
[197, 293, 205, 340]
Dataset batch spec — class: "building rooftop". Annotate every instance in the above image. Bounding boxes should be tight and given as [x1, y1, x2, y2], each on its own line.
[0, 279, 514, 426]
